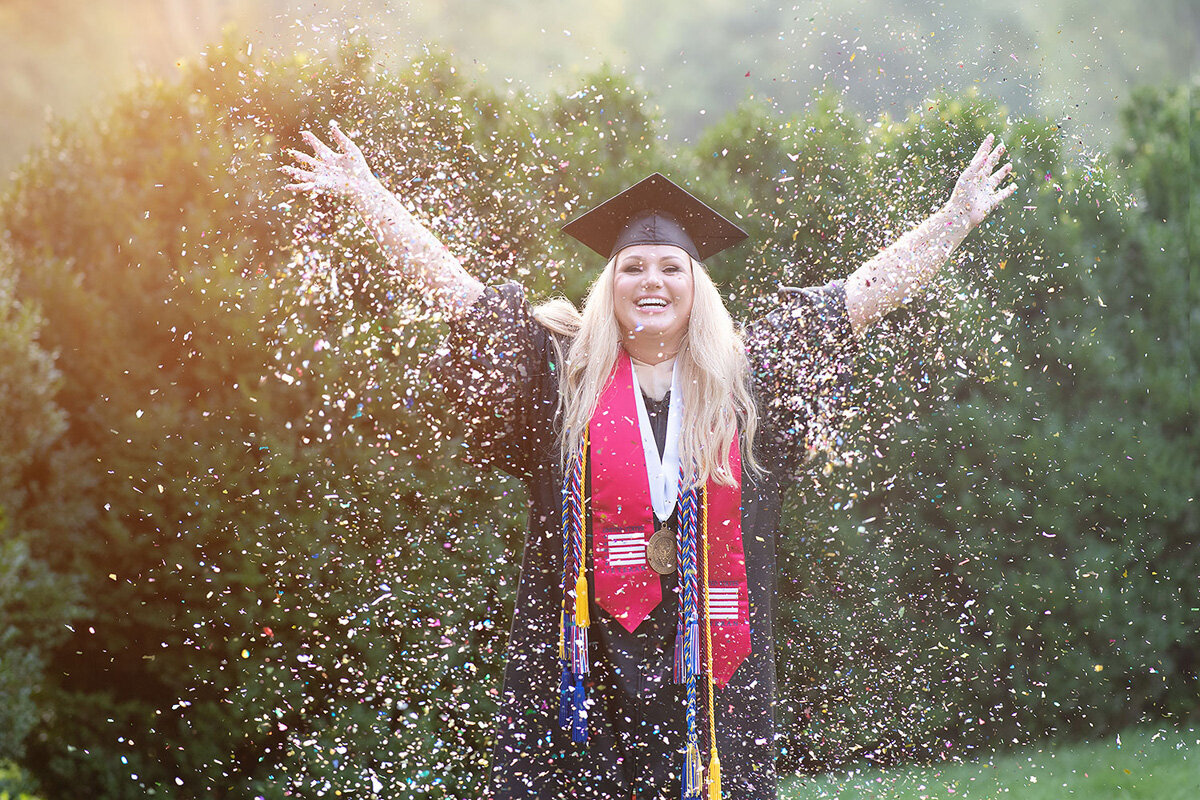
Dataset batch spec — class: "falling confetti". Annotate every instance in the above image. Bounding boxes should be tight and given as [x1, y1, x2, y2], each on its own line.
[0, 4, 1193, 799]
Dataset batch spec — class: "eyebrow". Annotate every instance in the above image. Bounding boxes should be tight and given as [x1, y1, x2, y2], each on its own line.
[619, 255, 685, 266]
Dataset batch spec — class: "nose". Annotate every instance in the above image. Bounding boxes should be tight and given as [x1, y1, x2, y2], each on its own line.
[642, 267, 663, 288]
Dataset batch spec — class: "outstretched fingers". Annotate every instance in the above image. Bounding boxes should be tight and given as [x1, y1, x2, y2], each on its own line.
[279, 164, 317, 181]
[301, 130, 337, 161]
[984, 140, 1007, 173]
[328, 120, 360, 156]
[278, 162, 325, 194]
[281, 167, 317, 192]
[286, 148, 320, 168]
[984, 160, 1019, 213]
[283, 123, 373, 199]
[989, 161, 1013, 187]
[968, 133, 994, 174]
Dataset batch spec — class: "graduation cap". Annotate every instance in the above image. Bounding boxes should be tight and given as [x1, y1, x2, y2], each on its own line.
[561, 173, 748, 263]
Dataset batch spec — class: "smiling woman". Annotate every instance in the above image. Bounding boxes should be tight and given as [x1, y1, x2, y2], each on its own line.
[282, 125, 1014, 800]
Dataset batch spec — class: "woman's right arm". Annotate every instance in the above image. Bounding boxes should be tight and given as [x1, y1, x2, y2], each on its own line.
[281, 121, 484, 319]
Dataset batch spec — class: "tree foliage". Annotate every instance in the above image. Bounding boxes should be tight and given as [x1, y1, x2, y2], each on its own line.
[0, 255, 82, 775]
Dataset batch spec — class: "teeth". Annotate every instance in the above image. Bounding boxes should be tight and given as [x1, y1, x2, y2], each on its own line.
[637, 298, 667, 308]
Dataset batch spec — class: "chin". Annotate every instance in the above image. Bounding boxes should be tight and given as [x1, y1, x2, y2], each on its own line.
[633, 317, 676, 336]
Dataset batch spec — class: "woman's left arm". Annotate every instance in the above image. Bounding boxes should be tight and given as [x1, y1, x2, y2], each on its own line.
[845, 133, 1018, 336]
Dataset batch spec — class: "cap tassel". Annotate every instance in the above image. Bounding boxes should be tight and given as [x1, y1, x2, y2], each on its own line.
[707, 749, 721, 800]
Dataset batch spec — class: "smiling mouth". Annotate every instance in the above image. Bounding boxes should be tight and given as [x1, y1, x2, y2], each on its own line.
[636, 297, 668, 309]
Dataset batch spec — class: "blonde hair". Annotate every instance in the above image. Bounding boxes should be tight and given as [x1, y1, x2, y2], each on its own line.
[533, 256, 760, 488]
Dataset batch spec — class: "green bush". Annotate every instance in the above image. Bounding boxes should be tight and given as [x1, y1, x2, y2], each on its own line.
[0, 39, 642, 798]
[690, 80, 1198, 768]
[0, 249, 82, 778]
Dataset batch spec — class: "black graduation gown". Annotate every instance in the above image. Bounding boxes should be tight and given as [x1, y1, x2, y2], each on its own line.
[429, 281, 856, 800]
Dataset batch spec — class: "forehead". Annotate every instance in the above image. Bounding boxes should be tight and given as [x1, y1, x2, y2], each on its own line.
[615, 243, 690, 263]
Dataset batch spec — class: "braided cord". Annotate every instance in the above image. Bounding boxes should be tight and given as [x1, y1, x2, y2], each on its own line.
[565, 440, 585, 608]
[568, 432, 590, 674]
[701, 488, 721, 799]
[559, 454, 573, 660]
[560, 432, 590, 742]
[680, 483, 700, 686]
[680, 479, 703, 797]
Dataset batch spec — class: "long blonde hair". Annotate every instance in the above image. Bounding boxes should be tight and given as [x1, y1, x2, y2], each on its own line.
[533, 256, 760, 488]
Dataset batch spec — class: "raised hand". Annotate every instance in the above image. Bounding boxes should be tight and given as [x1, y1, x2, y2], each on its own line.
[279, 120, 484, 315]
[281, 120, 376, 200]
[946, 134, 1018, 229]
[844, 133, 1023, 334]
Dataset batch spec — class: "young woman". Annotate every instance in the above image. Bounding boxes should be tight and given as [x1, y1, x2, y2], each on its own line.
[283, 121, 1016, 800]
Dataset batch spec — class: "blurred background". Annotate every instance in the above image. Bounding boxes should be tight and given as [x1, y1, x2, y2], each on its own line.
[0, 1, 1196, 799]
[2, 0, 1196, 173]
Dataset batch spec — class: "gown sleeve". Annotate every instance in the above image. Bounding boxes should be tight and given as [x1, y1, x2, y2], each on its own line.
[425, 282, 559, 480]
[743, 279, 858, 478]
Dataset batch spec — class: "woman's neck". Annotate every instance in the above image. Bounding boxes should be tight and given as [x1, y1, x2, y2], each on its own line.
[622, 331, 683, 365]
[629, 351, 675, 401]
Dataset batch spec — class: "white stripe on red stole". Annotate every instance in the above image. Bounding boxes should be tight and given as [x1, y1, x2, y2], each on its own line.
[707, 585, 741, 622]
[605, 530, 647, 568]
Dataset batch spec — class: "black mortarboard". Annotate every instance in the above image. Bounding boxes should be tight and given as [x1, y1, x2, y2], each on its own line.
[561, 173, 748, 262]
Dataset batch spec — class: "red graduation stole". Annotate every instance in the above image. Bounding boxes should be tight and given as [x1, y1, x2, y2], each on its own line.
[588, 351, 750, 687]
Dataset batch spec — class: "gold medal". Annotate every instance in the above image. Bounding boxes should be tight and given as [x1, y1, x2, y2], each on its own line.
[647, 526, 676, 575]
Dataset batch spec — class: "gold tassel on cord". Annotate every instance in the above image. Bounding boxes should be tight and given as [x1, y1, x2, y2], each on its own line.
[558, 608, 565, 659]
[574, 450, 590, 630]
[707, 749, 721, 800]
[574, 572, 590, 627]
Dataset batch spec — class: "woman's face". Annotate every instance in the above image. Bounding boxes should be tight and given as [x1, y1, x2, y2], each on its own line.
[612, 243, 695, 360]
